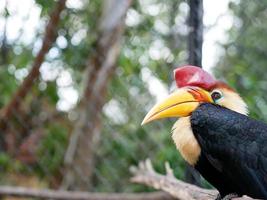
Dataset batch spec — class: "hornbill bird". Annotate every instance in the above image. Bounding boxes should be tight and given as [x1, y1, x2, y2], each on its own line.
[142, 65, 267, 199]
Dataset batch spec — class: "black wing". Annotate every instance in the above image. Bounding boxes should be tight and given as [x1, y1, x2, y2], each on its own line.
[191, 103, 267, 199]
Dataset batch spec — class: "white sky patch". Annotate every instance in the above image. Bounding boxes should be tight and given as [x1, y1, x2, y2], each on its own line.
[175, 2, 189, 36]
[148, 40, 164, 60]
[71, 28, 87, 46]
[66, 0, 85, 10]
[103, 99, 128, 124]
[56, 35, 68, 49]
[14, 68, 29, 81]
[154, 19, 169, 35]
[126, 8, 142, 27]
[148, 39, 171, 61]
[145, 3, 161, 16]
[56, 69, 79, 111]
[8, 64, 16, 74]
[47, 47, 60, 60]
[141, 67, 168, 102]
[0, 0, 41, 43]
[203, 0, 232, 72]
[56, 70, 73, 87]
[139, 1, 166, 16]
[40, 63, 79, 111]
[40, 62, 62, 82]
[57, 86, 79, 111]
[32, 38, 43, 55]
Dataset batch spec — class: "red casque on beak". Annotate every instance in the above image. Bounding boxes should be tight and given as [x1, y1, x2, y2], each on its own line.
[174, 65, 217, 90]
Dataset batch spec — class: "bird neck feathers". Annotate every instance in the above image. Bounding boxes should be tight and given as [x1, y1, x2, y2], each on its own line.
[172, 117, 200, 166]
[217, 89, 248, 116]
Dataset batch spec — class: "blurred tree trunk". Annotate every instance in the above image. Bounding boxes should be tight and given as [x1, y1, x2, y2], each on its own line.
[1, 1, 9, 65]
[188, 0, 203, 67]
[62, 0, 132, 190]
[185, 0, 203, 186]
[0, 0, 66, 153]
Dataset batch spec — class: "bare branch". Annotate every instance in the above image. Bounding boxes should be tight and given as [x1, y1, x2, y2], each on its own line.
[130, 159, 255, 200]
[0, 186, 174, 200]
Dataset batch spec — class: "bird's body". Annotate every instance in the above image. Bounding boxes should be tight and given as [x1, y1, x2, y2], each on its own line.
[191, 103, 267, 198]
[142, 65, 267, 199]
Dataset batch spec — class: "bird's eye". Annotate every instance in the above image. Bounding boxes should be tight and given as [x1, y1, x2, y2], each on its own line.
[211, 90, 223, 102]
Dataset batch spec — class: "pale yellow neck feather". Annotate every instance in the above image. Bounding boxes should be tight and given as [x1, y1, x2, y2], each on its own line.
[218, 89, 248, 116]
[172, 117, 200, 166]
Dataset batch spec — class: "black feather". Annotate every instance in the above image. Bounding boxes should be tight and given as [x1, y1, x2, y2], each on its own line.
[191, 103, 267, 199]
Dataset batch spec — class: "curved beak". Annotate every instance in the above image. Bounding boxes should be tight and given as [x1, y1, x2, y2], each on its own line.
[141, 87, 212, 125]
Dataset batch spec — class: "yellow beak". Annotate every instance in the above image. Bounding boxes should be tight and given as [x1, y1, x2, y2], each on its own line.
[141, 87, 212, 125]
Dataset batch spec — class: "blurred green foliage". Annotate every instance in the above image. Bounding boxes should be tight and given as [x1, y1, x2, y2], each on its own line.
[215, 1, 267, 121]
[37, 124, 68, 176]
[0, 0, 189, 192]
[0, 0, 265, 193]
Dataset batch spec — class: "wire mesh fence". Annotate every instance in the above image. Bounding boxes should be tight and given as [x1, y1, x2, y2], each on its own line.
[0, 0, 266, 199]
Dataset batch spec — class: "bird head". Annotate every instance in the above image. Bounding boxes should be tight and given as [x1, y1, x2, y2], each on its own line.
[142, 65, 248, 125]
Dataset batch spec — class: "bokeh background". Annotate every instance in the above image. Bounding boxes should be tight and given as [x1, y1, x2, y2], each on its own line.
[0, 0, 266, 197]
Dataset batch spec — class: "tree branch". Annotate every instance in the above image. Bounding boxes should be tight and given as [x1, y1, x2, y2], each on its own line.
[1, 0, 66, 124]
[130, 159, 254, 200]
[62, 0, 132, 190]
[0, 186, 174, 200]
